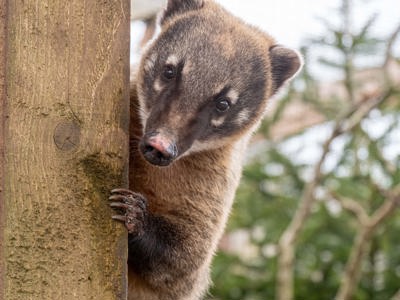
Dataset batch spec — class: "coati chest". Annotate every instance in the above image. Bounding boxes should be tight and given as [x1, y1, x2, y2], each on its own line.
[110, 0, 302, 299]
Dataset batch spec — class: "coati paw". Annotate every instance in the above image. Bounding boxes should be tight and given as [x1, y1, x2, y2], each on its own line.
[109, 189, 147, 235]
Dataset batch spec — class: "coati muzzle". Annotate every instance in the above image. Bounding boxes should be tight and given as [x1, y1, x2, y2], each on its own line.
[139, 132, 178, 166]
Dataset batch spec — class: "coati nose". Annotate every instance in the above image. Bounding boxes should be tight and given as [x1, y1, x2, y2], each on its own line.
[140, 134, 178, 167]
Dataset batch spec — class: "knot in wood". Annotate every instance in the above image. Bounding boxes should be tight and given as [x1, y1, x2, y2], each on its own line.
[53, 121, 80, 151]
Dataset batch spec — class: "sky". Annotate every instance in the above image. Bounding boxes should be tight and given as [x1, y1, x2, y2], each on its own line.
[215, 0, 400, 48]
[215, 0, 400, 80]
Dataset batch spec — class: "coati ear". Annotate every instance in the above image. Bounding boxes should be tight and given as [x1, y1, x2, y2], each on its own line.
[160, 0, 204, 25]
[269, 45, 303, 93]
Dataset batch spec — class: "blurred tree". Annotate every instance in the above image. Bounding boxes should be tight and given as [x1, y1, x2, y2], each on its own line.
[208, 0, 400, 299]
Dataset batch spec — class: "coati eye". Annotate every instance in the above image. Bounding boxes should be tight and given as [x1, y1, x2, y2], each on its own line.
[215, 98, 231, 112]
[162, 65, 177, 80]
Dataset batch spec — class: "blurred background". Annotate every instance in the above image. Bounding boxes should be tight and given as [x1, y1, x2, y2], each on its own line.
[131, 1, 400, 299]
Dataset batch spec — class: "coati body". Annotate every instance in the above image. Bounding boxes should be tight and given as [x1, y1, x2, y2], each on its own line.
[109, 0, 302, 299]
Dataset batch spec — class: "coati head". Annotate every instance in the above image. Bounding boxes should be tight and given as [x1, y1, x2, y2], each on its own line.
[136, 0, 302, 166]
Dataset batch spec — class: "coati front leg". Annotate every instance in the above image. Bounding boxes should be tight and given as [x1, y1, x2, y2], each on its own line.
[109, 189, 209, 297]
[109, 189, 147, 235]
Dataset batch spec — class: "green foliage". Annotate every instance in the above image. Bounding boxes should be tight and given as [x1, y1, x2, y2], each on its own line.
[208, 0, 400, 299]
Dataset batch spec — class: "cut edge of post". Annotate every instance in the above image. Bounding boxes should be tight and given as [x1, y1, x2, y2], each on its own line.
[0, 0, 8, 298]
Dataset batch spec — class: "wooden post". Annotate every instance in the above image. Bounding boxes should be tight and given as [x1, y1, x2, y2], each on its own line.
[1, 0, 130, 299]
[0, 0, 7, 299]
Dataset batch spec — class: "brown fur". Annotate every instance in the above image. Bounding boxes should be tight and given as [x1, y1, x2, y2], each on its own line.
[111, 1, 302, 299]
[128, 86, 243, 299]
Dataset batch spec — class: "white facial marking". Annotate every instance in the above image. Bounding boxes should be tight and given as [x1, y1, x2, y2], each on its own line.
[211, 116, 226, 127]
[227, 89, 239, 104]
[184, 139, 226, 156]
[153, 79, 163, 92]
[235, 108, 251, 126]
[166, 55, 179, 65]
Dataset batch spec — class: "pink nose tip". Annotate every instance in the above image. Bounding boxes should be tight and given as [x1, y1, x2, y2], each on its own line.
[140, 134, 178, 166]
[146, 136, 171, 155]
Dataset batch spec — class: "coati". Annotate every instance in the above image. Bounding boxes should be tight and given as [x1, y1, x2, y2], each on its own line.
[109, 0, 302, 299]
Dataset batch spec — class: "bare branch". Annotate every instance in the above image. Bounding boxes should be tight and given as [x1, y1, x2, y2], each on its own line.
[340, 89, 393, 134]
[383, 23, 400, 84]
[336, 187, 400, 300]
[384, 23, 400, 68]
[336, 227, 373, 300]
[276, 89, 393, 300]
[329, 191, 369, 225]
[370, 186, 400, 227]
[276, 111, 335, 300]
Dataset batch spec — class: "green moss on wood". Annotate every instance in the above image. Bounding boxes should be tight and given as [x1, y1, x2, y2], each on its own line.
[80, 152, 124, 197]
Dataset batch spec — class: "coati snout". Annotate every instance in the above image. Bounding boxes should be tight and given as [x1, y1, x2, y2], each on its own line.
[136, 0, 302, 167]
[139, 131, 178, 166]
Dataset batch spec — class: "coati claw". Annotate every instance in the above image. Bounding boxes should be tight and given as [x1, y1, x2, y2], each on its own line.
[112, 215, 127, 222]
[109, 202, 131, 210]
[108, 194, 128, 202]
[110, 188, 135, 195]
[109, 189, 147, 235]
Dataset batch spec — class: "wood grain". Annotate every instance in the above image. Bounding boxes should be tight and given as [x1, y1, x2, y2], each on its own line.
[2, 0, 130, 299]
[0, 1, 8, 299]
